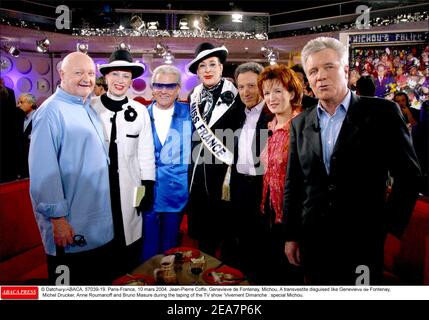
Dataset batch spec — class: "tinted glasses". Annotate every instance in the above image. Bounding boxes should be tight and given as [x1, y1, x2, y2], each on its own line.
[152, 83, 178, 90]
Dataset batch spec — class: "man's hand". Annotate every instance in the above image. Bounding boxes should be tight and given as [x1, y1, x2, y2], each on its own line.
[51, 217, 74, 247]
[285, 241, 301, 266]
[138, 180, 155, 213]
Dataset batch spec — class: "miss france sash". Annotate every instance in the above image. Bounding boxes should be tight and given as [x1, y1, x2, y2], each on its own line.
[190, 85, 234, 166]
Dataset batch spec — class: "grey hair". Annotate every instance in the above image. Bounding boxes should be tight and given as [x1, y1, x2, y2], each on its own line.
[234, 62, 264, 81]
[21, 93, 37, 110]
[151, 65, 181, 87]
[301, 37, 349, 74]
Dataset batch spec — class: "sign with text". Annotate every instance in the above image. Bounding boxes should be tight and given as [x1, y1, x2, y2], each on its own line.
[349, 32, 427, 44]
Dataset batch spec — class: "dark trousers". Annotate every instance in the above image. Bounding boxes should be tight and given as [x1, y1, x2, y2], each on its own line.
[258, 193, 304, 285]
[187, 167, 234, 258]
[301, 226, 386, 285]
[111, 237, 142, 279]
[46, 241, 116, 285]
[230, 172, 264, 279]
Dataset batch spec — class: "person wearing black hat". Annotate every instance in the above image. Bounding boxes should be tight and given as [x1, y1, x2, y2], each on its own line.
[92, 49, 155, 277]
[186, 42, 244, 259]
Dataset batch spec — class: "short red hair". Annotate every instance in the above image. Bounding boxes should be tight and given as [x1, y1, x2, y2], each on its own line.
[257, 64, 303, 111]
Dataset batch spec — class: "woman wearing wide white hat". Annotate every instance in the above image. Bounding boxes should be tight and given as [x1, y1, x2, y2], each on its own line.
[186, 42, 244, 259]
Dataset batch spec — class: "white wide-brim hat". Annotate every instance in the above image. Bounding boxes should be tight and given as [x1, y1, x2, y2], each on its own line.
[99, 49, 145, 79]
[186, 42, 228, 74]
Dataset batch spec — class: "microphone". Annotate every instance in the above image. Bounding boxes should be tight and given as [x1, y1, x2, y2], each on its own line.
[268, 129, 273, 137]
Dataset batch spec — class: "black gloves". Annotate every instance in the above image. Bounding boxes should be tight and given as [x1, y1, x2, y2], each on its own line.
[138, 180, 155, 214]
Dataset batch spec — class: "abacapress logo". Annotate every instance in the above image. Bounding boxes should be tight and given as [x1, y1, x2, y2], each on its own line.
[1, 286, 38, 299]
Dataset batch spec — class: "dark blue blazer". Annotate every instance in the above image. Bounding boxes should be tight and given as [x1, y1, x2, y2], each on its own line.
[148, 101, 192, 212]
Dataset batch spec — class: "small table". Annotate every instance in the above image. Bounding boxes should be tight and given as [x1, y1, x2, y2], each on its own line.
[132, 252, 248, 285]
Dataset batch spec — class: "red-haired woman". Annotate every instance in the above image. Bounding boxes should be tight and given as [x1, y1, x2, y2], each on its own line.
[257, 64, 304, 284]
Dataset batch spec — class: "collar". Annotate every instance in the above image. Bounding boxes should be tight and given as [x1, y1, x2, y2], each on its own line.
[56, 87, 89, 105]
[202, 79, 224, 93]
[101, 93, 128, 112]
[244, 100, 264, 115]
[25, 110, 35, 120]
[107, 91, 128, 101]
[317, 90, 351, 118]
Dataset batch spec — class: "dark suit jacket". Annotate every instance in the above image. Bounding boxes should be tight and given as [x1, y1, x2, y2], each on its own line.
[283, 92, 421, 283]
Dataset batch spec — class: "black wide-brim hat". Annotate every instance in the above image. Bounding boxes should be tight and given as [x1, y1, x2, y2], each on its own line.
[99, 49, 145, 79]
[186, 42, 228, 74]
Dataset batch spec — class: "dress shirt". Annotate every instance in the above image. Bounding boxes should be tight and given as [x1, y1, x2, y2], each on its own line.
[237, 101, 264, 176]
[317, 90, 351, 174]
[29, 87, 113, 255]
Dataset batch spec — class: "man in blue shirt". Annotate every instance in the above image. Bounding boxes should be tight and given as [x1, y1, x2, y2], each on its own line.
[29, 52, 114, 285]
[283, 37, 421, 285]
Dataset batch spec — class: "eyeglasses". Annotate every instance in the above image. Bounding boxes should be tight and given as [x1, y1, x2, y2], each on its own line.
[152, 83, 178, 90]
[70, 234, 87, 247]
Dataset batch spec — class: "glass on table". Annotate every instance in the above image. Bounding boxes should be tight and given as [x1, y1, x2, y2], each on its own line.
[190, 256, 206, 285]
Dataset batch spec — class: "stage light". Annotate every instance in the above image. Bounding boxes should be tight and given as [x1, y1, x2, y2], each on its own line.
[8, 45, 20, 57]
[232, 13, 243, 23]
[76, 43, 88, 54]
[268, 51, 279, 65]
[261, 46, 272, 58]
[118, 42, 130, 51]
[154, 43, 168, 57]
[130, 15, 145, 31]
[179, 18, 190, 30]
[163, 51, 174, 64]
[148, 21, 159, 30]
[36, 38, 50, 53]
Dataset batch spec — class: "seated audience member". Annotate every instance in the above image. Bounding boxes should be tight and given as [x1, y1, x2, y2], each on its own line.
[393, 92, 418, 128]
[16, 93, 38, 178]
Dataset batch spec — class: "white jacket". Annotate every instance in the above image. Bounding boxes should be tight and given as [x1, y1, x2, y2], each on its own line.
[92, 96, 155, 245]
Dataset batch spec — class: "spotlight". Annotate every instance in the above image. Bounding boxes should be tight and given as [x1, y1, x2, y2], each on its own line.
[163, 50, 174, 64]
[76, 43, 88, 54]
[179, 18, 190, 30]
[261, 46, 272, 58]
[231, 13, 243, 23]
[192, 16, 207, 31]
[268, 51, 279, 65]
[154, 43, 168, 57]
[130, 15, 145, 31]
[148, 21, 159, 30]
[8, 45, 20, 57]
[36, 38, 50, 53]
[193, 18, 200, 30]
[118, 42, 130, 51]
